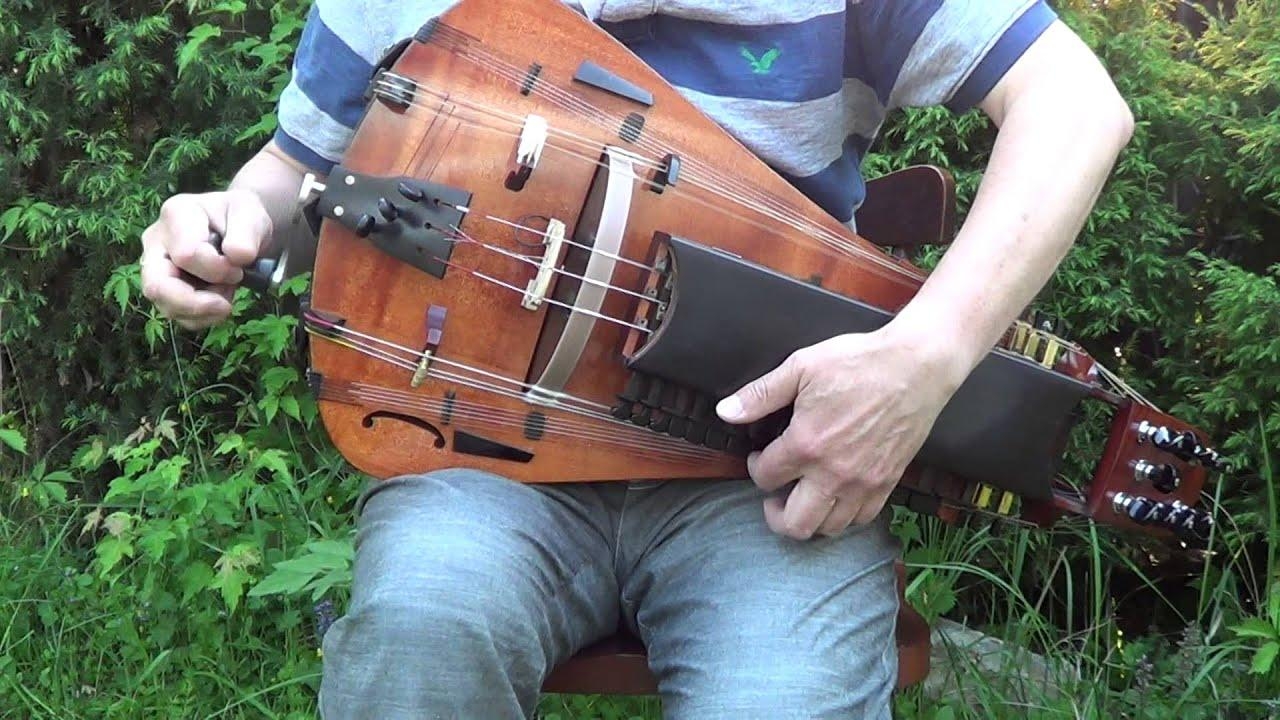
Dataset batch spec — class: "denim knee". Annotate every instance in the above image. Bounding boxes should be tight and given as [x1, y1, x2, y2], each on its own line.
[318, 473, 576, 719]
[319, 471, 621, 719]
[347, 474, 563, 666]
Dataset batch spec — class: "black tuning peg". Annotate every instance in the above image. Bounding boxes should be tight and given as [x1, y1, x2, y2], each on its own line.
[1029, 309, 1070, 336]
[378, 197, 399, 221]
[1113, 493, 1214, 543]
[1114, 492, 1155, 523]
[398, 181, 426, 203]
[354, 213, 377, 238]
[1192, 512, 1214, 540]
[1143, 424, 1198, 454]
[1137, 421, 1225, 470]
[1134, 460, 1180, 493]
[1161, 430, 1200, 455]
[1194, 445, 1227, 471]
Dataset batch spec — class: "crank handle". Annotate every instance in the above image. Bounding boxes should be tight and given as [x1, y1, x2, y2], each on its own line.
[211, 230, 290, 294]
[178, 231, 290, 295]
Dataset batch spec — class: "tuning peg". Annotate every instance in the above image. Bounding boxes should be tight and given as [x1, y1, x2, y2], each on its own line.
[1192, 512, 1214, 540]
[1137, 421, 1225, 469]
[398, 181, 426, 203]
[1167, 501, 1215, 542]
[354, 213, 377, 237]
[378, 197, 400, 221]
[1114, 492, 1154, 522]
[1164, 430, 1200, 455]
[1165, 501, 1194, 527]
[1134, 460, 1180, 493]
[1029, 309, 1070, 336]
[1113, 493, 1215, 543]
[1143, 424, 1198, 454]
[1194, 444, 1227, 471]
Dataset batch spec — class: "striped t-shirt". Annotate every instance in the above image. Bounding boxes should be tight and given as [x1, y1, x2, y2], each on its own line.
[275, 0, 1057, 224]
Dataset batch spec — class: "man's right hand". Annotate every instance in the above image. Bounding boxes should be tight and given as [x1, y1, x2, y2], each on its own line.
[140, 189, 274, 330]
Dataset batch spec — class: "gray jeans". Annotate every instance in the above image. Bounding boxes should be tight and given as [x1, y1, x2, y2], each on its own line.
[317, 470, 900, 719]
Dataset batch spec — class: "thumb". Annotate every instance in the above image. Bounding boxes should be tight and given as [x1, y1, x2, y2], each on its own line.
[716, 355, 803, 425]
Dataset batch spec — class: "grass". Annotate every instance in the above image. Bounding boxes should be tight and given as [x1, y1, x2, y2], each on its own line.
[1, 423, 1277, 719]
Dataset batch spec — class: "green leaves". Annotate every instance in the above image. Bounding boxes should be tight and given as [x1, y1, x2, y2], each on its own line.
[1234, 617, 1280, 642]
[177, 24, 222, 79]
[0, 428, 26, 455]
[213, 542, 262, 614]
[104, 264, 139, 315]
[1231, 581, 1280, 675]
[249, 538, 354, 601]
[0, 2, 323, 713]
[1250, 641, 1280, 676]
[0, 199, 57, 244]
[257, 366, 302, 422]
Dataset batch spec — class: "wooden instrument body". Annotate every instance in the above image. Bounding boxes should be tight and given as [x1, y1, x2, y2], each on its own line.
[309, 0, 922, 479]
[301, 0, 1221, 538]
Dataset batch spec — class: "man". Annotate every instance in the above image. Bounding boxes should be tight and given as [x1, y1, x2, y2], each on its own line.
[140, 0, 1134, 717]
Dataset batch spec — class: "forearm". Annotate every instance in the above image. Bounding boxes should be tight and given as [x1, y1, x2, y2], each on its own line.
[227, 141, 317, 260]
[889, 64, 1134, 386]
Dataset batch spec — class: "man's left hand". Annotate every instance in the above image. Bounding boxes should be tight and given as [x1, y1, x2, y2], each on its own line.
[715, 328, 963, 540]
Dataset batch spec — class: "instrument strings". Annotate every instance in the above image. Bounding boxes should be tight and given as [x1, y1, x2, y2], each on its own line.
[449, 223, 657, 304]
[411, 223, 656, 334]
[369, 53, 924, 285]
[360, 85, 1156, 413]
[324, 24, 1159, 468]
[417, 28, 851, 234]
[306, 310, 605, 414]
[439, 94, 926, 292]
[372, 77, 921, 288]
[303, 313, 722, 463]
[372, 82, 1152, 410]
[324, 380, 717, 464]
[484, 215, 657, 273]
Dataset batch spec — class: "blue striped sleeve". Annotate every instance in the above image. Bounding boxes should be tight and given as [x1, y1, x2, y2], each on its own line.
[946, 2, 1057, 111]
[852, 0, 1058, 112]
[273, 4, 376, 172]
[274, 127, 337, 174]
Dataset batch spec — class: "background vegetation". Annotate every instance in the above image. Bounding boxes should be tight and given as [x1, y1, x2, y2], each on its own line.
[1, 0, 1277, 717]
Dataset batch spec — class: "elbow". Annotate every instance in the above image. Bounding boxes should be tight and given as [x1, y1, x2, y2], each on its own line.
[1066, 81, 1135, 159]
[1108, 91, 1136, 149]
[1085, 73, 1135, 152]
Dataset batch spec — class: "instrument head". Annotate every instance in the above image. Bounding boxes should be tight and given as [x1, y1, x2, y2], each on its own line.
[1085, 403, 1224, 543]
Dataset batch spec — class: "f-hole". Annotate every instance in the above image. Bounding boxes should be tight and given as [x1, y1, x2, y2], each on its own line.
[362, 411, 446, 448]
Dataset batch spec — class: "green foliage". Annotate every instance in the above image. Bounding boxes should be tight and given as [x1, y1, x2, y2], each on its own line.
[873, 2, 1280, 717]
[0, 0, 332, 716]
[1, 0, 1279, 717]
[0, 414, 28, 455]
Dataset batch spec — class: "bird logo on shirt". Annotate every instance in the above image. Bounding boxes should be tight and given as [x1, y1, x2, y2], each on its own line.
[740, 45, 781, 74]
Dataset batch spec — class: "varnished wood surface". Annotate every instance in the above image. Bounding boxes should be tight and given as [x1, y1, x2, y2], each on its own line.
[308, 0, 931, 484]
[857, 166, 957, 249]
[301, 0, 1218, 539]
